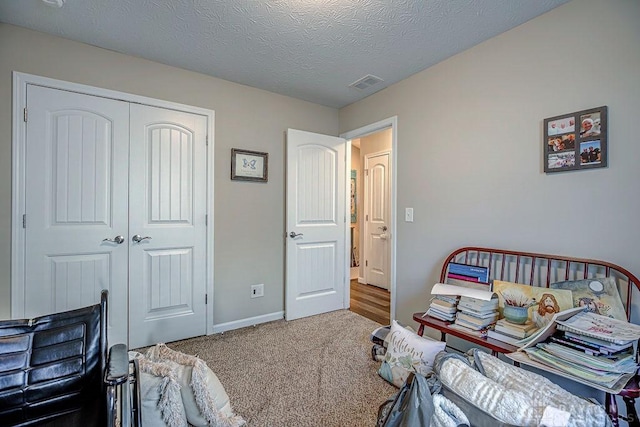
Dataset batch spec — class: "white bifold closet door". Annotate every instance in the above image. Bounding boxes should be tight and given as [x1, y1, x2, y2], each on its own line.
[23, 85, 207, 348]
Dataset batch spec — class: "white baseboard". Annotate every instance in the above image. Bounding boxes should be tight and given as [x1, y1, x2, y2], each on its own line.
[358, 276, 366, 284]
[211, 311, 284, 334]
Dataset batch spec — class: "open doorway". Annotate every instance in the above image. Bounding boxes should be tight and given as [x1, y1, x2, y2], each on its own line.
[342, 117, 396, 325]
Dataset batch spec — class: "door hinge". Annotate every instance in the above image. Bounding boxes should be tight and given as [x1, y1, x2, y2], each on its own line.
[365, 169, 369, 176]
[366, 260, 368, 267]
[23, 108, 27, 122]
[366, 214, 368, 221]
[22, 214, 26, 228]
[205, 294, 208, 304]
[205, 214, 208, 226]
[206, 135, 208, 146]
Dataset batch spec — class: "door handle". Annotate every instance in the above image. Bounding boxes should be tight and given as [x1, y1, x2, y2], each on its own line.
[132, 234, 152, 243]
[378, 226, 388, 232]
[102, 235, 125, 244]
[289, 232, 304, 239]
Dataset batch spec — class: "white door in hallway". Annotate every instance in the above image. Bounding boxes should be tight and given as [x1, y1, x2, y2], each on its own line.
[128, 104, 208, 349]
[285, 129, 347, 320]
[364, 151, 390, 290]
[23, 85, 129, 345]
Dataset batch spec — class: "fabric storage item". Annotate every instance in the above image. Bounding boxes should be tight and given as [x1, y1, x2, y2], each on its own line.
[439, 384, 517, 427]
[434, 350, 612, 427]
[377, 372, 469, 427]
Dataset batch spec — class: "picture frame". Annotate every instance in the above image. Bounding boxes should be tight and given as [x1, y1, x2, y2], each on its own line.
[231, 148, 268, 182]
[544, 106, 607, 173]
[493, 280, 574, 328]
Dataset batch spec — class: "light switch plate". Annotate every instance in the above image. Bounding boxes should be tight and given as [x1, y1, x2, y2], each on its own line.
[405, 208, 414, 222]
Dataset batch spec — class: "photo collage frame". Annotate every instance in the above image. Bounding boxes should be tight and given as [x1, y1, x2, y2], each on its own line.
[544, 106, 608, 173]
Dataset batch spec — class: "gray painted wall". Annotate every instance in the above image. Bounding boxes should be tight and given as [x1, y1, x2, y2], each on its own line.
[340, 0, 640, 329]
[0, 23, 339, 325]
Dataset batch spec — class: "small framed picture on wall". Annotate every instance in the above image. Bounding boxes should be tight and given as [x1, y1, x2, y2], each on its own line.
[231, 148, 268, 182]
[543, 106, 607, 173]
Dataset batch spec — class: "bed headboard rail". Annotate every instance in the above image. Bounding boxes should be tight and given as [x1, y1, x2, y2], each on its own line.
[440, 247, 640, 322]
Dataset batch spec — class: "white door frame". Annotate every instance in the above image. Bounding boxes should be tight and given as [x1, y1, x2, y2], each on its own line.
[11, 72, 216, 336]
[340, 116, 397, 321]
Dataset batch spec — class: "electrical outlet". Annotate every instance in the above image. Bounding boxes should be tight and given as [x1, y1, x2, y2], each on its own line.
[251, 284, 264, 298]
[405, 207, 414, 222]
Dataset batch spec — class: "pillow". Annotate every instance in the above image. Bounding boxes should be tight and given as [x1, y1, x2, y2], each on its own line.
[370, 323, 415, 347]
[145, 344, 245, 427]
[128, 351, 188, 427]
[550, 277, 627, 320]
[378, 320, 445, 387]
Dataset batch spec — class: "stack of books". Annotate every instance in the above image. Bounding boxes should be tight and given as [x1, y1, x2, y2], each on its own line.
[425, 295, 459, 321]
[488, 319, 539, 346]
[449, 295, 499, 336]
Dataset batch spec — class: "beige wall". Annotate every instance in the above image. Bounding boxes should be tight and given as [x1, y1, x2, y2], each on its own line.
[340, 0, 640, 329]
[359, 129, 392, 157]
[3, 0, 639, 335]
[0, 23, 339, 324]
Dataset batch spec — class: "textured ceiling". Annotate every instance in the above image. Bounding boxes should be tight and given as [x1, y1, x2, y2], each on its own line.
[0, 0, 569, 108]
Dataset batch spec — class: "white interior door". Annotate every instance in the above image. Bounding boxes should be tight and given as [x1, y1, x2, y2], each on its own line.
[23, 85, 129, 345]
[128, 104, 208, 349]
[364, 151, 390, 289]
[285, 129, 347, 320]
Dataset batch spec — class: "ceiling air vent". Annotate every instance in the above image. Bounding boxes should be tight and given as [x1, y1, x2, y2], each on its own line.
[42, 0, 65, 7]
[349, 74, 384, 90]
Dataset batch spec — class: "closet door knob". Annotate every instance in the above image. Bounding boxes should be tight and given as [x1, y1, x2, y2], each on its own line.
[102, 235, 125, 244]
[132, 234, 152, 243]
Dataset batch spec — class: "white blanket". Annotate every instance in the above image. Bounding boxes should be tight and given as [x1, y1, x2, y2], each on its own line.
[434, 350, 612, 427]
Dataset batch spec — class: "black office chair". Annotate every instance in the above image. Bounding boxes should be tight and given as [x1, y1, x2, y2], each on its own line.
[0, 290, 141, 427]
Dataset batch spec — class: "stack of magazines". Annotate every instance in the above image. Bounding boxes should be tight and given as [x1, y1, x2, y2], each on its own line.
[512, 309, 640, 392]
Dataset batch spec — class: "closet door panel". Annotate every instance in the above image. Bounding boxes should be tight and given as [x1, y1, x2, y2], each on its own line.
[128, 104, 207, 349]
[23, 85, 129, 345]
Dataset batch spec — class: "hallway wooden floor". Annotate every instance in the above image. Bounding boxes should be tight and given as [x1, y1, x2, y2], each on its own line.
[349, 279, 390, 325]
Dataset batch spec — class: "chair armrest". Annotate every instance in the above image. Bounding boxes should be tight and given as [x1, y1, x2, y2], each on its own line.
[104, 343, 129, 386]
